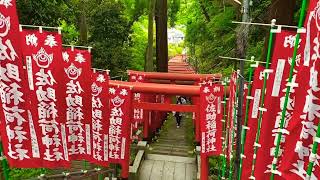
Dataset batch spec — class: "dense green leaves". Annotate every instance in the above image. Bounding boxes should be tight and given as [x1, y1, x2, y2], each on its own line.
[179, 0, 237, 76]
[168, 0, 180, 27]
[90, 2, 131, 75]
[17, 0, 69, 26]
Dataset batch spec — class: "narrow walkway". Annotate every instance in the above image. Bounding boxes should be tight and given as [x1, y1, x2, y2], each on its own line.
[139, 114, 197, 180]
[149, 114, 193, 156]
[139, 154, 196, 180]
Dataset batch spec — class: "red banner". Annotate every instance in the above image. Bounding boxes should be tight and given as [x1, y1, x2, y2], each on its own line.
[20, 29, 69, 168]
[279, 1, 320, 179]
[91, 71, 110, 166]
[254, 30, 305, 179]
[241, 66, 265, 179]
[129, 73, 145, 141]
[227, 72, 238, 161]
[108, 85, 132, 172]
[62, 48, 92, 161]
[0, 1, 39, 168]
[200, 82, 223, 156]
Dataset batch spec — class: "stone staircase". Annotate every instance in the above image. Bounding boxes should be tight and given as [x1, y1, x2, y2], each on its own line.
[139, 154, 196, 180]
[138, 114, 197, 180]
[148, 114, 194, 157]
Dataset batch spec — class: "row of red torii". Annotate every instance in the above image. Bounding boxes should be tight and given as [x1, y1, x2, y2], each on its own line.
[113, 70, 226, 179]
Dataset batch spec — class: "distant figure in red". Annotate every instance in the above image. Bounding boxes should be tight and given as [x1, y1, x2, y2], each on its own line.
[174, 96, 187, 128]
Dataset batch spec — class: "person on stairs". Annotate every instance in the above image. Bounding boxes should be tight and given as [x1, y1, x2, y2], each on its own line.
[173, 96, 187, 128]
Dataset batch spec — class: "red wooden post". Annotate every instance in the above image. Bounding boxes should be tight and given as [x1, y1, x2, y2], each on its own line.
[194, 97, 200, 143]
[121, 160, 130, 179]
[192, 112, 195, 127]
[200, 154, 209, 180]
[143, 95, 150, 139]
[151, 95, 157, 134]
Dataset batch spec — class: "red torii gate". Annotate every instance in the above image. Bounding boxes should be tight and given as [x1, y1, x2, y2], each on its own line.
[126, 70, 223, 142]
[128, 70, 222, 82]
[110, 75, 229, 180]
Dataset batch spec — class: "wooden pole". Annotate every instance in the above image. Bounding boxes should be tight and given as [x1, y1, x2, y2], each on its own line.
[234, 0, 250, 176]
[200, 155, 209, 180]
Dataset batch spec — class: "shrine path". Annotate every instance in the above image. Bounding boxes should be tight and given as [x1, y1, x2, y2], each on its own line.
[139, 113, 197, 180]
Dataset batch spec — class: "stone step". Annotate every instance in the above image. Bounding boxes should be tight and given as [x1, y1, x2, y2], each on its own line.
[152, 143, 190, 150]
[149, 149, 190, 157]
[159, 134, 186, 138]
[152, 144, 190, 150]
[146, 154, 196, 163]
[156, 139, 189, 145]
[150, 146, 190, 153]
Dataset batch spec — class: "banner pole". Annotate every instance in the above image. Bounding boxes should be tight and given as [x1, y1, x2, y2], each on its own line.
[229, 71, 240, 179]
[237, 58, 256, 180]
[270, 0, 308, 179]
[249, 19, 276, 179]
[0, 142, 9, 180]
[219, 80, 229, 179]
[306, 121, 320, 177]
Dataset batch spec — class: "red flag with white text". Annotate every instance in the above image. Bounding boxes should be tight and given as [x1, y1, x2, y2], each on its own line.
[129, 73, 145, 141]
[108, 85, 132, 168]
[200, 82, 224, 156]
[254, 30, 305, 179]
[241, 66, 265, 179]
[0, 0, 41, 168]
[279, 1, 320, 179]
[62, 48, 92, 161]
[91, 71, 110, 166]
[20, 29, 70, 168]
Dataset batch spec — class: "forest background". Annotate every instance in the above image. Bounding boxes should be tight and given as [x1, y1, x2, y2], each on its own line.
[16, 0, 301, 77]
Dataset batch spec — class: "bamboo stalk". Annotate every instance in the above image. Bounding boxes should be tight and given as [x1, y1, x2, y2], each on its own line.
[0, 142, 9, 180]
[306, 121, 320, 176]
[237, 64, 255, 179]
[249, 19, 276, 178]
[219, 80, 229, 179]
[270, 0, 308, 179]
[221, 79, 231, 179]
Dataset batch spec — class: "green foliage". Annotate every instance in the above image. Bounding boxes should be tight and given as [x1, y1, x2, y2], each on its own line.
[130, 16, 149, 71]
[168, 42, 184, 58]
[124, 0, 147, 23]
[209, 156, 222, 179]
[180, 0, 237, 76]
[89, 1, 133, 77]
[60, 20, 80, 44]
[9, 168, 49, 180]
[169, 0, 181, 27]
[16, 0, 70, 26]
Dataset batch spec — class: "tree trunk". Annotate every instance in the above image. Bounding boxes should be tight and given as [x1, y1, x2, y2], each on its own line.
[79, 1, 88, 44]
[199, 0, 210, 22]
[261, 0, 296, 61]
[155, 0, 169, 72]
[269, 0, 296, 24]
[145, 0, 156, 72]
